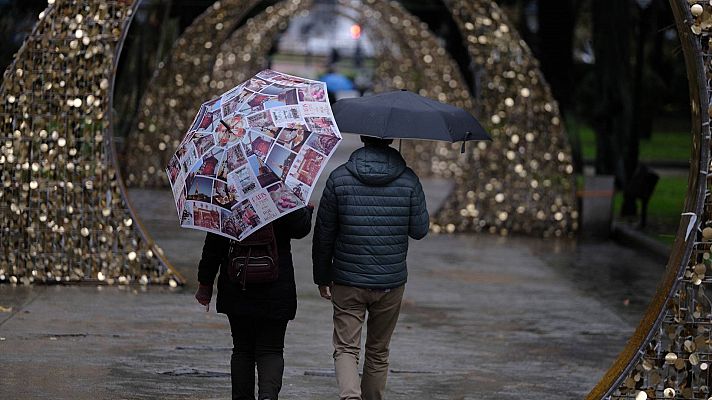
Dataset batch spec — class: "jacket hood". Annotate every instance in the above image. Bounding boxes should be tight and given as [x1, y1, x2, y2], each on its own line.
[345, 145, 407, 185]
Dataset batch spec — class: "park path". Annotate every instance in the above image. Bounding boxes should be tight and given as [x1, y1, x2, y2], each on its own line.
[0, 135, 664, 399]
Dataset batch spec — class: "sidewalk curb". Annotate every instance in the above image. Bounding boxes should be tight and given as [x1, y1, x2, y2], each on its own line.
[611, 223, 671, 263]
[584, 159, 690, 169]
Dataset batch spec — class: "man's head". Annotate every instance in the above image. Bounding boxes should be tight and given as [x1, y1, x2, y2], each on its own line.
[360, 135, 393, 147]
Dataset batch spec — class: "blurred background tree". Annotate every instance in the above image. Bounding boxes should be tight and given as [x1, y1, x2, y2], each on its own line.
[0, 0, 47, 71]
[499, 0, 689, 231]
[500, 0, 688, 161]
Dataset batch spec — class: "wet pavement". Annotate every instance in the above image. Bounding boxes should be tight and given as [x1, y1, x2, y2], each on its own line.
[0, 135, 667, 399]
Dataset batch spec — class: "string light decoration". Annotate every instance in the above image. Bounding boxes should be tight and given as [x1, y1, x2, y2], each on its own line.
[587, 2, 712, 399]
[122, 0, 263, 187]
[333, 1, 424, 92]
[417, 0, 577, 237]
[210, 0, 312, 94]
[0, 0, 182, 285]
[365, 0, 474, 109]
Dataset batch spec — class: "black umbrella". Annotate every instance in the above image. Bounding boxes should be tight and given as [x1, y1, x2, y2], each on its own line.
[332, 90, 491, 151]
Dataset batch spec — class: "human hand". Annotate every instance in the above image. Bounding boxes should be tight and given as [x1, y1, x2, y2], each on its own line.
[195, 283, 213, 312]
[318, 285, 332, 300]
[307, 202, 315, 211]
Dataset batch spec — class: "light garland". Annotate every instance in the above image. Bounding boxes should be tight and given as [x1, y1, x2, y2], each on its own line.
[0, 0, 181, 285]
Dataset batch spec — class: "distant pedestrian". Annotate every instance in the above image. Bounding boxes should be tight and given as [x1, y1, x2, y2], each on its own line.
[312, 136, 429, 400]
[195, 207, 313, 400]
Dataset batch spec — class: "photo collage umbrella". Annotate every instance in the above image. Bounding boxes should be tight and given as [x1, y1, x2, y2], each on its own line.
[166, 70, 342, 241]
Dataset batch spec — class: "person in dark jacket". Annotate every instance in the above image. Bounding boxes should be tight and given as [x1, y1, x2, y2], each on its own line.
[312, 136, 429, 400]
[195, 207, 312, 400]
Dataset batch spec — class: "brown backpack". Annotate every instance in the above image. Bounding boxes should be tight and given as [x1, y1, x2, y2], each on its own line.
[227, 224, 279, 290]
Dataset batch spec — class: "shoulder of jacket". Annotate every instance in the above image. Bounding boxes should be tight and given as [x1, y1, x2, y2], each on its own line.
[400, 167, 421, 185]
[328, 164, 354, 181]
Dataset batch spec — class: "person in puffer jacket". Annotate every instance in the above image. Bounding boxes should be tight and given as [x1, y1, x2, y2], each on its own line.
[312, 135, 429, 400]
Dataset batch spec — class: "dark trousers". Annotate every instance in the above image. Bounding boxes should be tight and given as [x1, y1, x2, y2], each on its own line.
[227, 315, 289, 400]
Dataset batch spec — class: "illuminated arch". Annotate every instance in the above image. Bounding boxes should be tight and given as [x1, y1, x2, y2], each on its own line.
[0, 1, 182, 285]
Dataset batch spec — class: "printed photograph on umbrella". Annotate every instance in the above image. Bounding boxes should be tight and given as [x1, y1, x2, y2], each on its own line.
[165, 69, 342, 241]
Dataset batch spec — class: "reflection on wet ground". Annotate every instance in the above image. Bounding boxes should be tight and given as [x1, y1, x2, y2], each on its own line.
[533, 238, 663, 325]
[0, 229, 665, 399]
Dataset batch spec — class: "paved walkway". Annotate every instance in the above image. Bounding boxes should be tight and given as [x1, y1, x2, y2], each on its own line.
[0, 136, 666, 399]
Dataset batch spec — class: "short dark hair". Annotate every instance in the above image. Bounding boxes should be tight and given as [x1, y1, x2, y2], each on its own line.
[360, 135, 393, 146]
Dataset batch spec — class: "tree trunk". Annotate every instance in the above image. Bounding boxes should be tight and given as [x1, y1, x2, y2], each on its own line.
[634, 4, 656, 141]
[622, 4, 649, 217]
[537, 0, 575, 115]
[591, 0, 633, 193]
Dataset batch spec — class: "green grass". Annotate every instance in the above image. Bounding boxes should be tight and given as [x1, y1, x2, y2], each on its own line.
[612, 175, 688, 245]
[570, 120, 691, 244]
[645, 176, 689, 219]
[612, 175, 688, 222]
[575, 124, 596, 160]
[640, 132, 693, 162]
[576, 125, 691, 162]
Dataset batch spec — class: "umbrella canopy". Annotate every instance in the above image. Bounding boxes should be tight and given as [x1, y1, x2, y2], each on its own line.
[319, 72, 354, 92]
[166, 69, 342, 241]
[332, 90, 490, 143]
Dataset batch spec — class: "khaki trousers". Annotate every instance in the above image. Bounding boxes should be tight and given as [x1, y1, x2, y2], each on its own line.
[331, 284, 405, 400]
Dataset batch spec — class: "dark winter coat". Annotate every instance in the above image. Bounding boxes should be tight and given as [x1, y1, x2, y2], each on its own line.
[312, 144, 429, 290]
[197, 207, 312, 320]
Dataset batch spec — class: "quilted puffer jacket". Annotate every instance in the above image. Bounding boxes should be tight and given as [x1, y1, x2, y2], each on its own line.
[312, 144, 429, 289]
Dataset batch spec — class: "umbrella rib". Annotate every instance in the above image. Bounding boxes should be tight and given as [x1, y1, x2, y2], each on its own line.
[382, 94, 397, 139]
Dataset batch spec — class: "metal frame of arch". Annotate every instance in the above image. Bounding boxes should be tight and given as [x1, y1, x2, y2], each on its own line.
[587, 1, 711, 398]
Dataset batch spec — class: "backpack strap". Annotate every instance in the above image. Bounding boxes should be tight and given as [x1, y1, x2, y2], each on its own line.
[240, 247, 251, 291]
